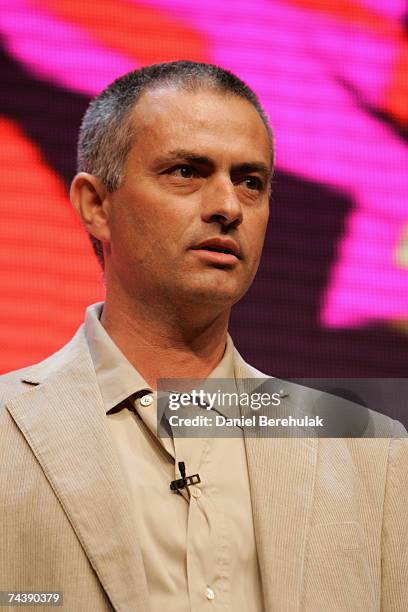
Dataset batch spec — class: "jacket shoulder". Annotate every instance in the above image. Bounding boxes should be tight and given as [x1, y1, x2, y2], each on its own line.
[0, 325, 87, 406]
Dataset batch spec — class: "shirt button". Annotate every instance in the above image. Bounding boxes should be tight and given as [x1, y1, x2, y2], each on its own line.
[140, 395, 153, 407]
[205, 586, 215, 601]
[191, 487, 201, 499]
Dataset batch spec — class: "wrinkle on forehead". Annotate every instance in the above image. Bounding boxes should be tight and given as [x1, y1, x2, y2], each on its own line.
[128, 85, 272, 167]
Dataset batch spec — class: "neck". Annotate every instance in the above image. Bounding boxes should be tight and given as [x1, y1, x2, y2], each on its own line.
[100, 290, 231, 389]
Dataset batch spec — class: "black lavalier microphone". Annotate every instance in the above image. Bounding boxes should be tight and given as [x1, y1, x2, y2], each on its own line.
[170, 461, 201, 491]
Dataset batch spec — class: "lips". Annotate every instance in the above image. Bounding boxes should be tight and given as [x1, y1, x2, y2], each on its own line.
[191, 238, 242, 259]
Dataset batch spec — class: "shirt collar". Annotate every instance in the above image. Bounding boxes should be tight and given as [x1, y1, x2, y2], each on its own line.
[84, 301, 236, 413]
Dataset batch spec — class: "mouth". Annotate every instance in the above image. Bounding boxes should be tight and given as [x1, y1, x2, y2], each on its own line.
[190, 246, 240, 266]
[191, 239, 242, 265]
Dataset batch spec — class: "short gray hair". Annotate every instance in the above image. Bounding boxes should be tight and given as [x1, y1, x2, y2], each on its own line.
[77, 60, 273, 267]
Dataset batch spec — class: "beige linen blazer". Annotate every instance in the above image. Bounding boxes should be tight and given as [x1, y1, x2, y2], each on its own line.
[0, 326, 407, 611]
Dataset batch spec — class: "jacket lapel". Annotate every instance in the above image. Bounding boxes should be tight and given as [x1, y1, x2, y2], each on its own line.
[6, 329, 149, 612]
[234, 354, 318, 611]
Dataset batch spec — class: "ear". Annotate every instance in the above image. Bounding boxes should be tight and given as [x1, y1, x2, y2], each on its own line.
[70, 173, 111, 243]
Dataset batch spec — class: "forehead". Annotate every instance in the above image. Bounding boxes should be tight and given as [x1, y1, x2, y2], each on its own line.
[127, 85, 272, 166]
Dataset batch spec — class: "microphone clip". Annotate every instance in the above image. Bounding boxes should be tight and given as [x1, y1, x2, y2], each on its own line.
[170, 461, 201, 491]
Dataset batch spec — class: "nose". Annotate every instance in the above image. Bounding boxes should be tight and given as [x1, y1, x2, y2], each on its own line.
[200, 175, 243, 229]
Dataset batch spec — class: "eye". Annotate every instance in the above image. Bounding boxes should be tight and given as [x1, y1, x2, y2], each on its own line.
[242, 176, 263, 191]
[168, 165, 197, 179]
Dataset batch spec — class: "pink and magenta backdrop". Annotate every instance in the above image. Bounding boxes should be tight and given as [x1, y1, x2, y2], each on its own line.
[1, 0, 407, 376]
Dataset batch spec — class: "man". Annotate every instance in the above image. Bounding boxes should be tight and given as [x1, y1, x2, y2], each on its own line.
[0, 61, 407, 611]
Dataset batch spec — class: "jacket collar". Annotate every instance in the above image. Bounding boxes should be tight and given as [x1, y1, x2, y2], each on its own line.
[234, 354, 318, 610]
[6, 327, 149, 612]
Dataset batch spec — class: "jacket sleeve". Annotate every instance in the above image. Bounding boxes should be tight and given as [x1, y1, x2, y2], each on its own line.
[380, 421, 408, 611]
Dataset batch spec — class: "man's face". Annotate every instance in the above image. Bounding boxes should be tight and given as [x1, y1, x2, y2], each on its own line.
[105, 86, 272, 311]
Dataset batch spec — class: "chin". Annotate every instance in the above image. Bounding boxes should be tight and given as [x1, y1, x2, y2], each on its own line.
[172, 269, 251, 306]
[182, 282, 246, 307]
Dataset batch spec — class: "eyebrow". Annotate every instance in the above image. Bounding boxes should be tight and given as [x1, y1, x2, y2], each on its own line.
[153, 149, 272, 181]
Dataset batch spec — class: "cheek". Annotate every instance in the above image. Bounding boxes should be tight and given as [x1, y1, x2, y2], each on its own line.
[120, 212, 183, 265]
[108, 201, 147, 263]
[248, 216, 268, 251]
[110, 184, 196, 262]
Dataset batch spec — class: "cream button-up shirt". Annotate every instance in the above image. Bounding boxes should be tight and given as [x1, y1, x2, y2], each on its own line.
[84, 302, 264, 611]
